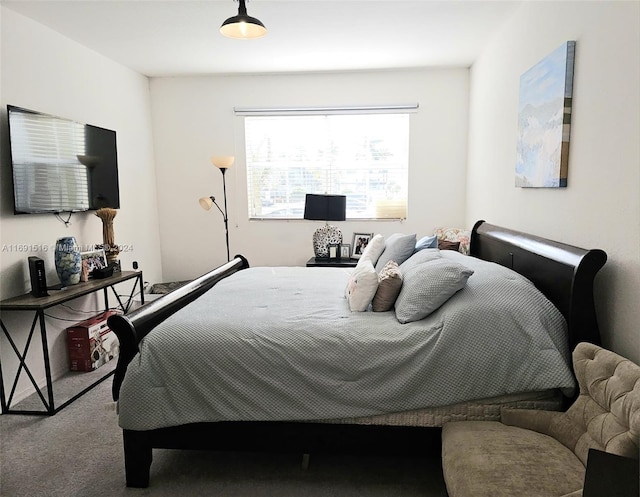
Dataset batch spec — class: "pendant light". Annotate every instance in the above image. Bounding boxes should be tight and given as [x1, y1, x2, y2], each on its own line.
[220, 0, 267, 39]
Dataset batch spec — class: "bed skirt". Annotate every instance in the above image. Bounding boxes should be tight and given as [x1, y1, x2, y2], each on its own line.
[314, 389, 563, 428]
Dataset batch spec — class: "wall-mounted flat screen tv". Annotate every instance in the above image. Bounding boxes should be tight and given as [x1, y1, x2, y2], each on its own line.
[7, 105, 120, 214]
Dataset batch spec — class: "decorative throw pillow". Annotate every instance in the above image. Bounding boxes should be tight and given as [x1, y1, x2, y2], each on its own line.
[372, 261, 403, 312]
[395, 259, 474, 323]
[434, 227, 471, 255]
[415, 234, 438, 252]
[374, 233, 417, 272]
[399, 248, 442, 274]
[345, 260, 379, 312]
[438, 240, 461, 252]
[355, 234, 385, 268]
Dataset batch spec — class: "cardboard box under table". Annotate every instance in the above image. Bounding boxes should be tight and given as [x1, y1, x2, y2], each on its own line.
[66, 310, 120, 372]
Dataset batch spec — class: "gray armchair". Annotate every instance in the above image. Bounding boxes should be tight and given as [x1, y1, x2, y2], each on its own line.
[441, 342, 640, 497]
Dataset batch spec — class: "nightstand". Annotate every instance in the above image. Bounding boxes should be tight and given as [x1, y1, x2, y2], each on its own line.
[306, 257, 357, 268]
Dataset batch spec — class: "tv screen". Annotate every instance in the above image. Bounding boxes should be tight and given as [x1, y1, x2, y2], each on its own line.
[7, 105, 120, 214]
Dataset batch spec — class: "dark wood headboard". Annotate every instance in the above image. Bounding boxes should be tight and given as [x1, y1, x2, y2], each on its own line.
[470, 220, 607, 350]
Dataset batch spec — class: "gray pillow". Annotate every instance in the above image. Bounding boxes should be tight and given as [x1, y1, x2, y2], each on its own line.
[399, 248, 442, 274]
[375, 233, 417, 272]
[395, 258, 474, 323]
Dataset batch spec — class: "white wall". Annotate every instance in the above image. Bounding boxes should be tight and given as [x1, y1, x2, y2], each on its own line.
[466, 1, 640, 362]
[150, 69, 470, 281]
[0, 8, 162, 400]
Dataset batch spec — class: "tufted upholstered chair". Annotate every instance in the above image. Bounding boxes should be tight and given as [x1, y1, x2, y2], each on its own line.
[441, 342, 640, 497]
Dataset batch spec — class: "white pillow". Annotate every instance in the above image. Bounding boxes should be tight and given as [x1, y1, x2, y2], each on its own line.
[355, 234, 385, 268]
[345, 260, 379, 312]
[395, 258, 474, 323]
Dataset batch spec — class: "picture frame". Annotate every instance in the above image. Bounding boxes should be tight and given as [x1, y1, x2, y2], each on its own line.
[516, 41, 575, 188]
[327, 243, 340, 260]
[351, 233, 373, 259]
[80, 248, 107, 276]
[340, 244, 351, 260]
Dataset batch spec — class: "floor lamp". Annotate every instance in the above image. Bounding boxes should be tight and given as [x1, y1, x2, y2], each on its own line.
[199, 156, 234, 262]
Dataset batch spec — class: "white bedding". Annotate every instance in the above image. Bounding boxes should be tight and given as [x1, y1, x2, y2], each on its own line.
[118, 252, 575, 431]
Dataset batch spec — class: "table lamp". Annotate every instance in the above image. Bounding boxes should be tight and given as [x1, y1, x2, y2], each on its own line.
[303, 194, 347, 259]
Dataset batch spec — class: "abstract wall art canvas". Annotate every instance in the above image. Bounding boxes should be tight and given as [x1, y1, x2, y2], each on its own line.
[516, 41, 576, 188]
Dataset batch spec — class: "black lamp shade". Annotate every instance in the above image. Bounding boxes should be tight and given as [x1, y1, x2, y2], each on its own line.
[303, 194, 346, 221]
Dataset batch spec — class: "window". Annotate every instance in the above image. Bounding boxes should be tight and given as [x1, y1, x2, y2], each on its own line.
[244, 112, 410, 219]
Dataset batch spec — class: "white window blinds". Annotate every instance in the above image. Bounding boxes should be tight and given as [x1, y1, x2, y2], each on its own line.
[9, 111, 89, 213]
[243, 112, 410, 219]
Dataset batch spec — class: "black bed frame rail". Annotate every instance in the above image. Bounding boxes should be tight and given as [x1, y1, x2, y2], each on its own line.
[108, 255, 249, 401]
[470, 221, 607, 349]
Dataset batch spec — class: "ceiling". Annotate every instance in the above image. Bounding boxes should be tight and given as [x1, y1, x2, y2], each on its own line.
[3, 1, 522, 77]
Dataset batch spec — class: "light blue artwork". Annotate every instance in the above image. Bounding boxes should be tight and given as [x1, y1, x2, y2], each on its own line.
[516, 41, 575, 188]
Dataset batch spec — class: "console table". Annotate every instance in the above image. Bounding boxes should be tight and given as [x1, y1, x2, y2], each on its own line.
[0, 270, 143, 415]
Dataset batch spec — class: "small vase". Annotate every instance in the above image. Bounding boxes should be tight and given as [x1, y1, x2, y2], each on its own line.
[55, 236, 82, 286]
[312, 224, 343, 258]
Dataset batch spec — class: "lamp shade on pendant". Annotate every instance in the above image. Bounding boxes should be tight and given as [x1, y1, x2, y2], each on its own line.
[220, 0, 267, 39]
[303, 194, 347, 222]
[304, 194, 347, 259]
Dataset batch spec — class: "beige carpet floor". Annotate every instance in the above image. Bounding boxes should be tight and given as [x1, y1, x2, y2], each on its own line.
[0, 378, 448, 497]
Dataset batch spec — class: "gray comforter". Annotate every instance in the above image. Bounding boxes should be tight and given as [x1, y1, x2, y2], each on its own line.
[118, 251, 575, 430]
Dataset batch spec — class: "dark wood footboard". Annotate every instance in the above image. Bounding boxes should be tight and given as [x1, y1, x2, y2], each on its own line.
[108, 255, 249, 401]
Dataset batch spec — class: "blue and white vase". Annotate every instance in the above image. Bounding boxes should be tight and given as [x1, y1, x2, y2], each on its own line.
[54, 236, 82, 286]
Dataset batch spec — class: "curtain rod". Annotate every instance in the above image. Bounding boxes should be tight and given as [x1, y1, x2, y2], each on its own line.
[234, 104, 419, 116]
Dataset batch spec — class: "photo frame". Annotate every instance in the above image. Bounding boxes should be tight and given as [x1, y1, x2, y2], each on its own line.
[81, 249, 107, 276]
[351, 233, 373, 259]
[327, 243, 340, 260]
[340, 244, 351, 260]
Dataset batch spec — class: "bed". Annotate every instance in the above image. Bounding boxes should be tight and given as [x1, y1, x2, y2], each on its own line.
[108, 220, 607, 487]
